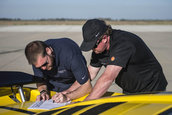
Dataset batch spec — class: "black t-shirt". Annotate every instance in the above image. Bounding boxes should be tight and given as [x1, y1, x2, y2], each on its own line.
[33, 38, 89, 92]
[90, 30, 167, 93]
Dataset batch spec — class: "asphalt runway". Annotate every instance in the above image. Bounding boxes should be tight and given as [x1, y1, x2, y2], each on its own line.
[0, 25, 172, 93]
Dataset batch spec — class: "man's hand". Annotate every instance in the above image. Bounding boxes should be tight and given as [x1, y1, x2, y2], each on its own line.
[52, 92, 70, 103]
[36, 90, 50, 101]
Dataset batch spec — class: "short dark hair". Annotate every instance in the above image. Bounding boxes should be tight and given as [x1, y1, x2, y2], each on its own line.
[25, 41, 48, 64]
[105, 25, 112, 36]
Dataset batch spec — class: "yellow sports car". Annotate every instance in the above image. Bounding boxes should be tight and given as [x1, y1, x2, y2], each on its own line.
[0, 71, 172, 115]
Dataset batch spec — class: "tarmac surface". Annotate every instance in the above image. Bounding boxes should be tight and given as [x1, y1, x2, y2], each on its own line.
[0, 25, 172, 93]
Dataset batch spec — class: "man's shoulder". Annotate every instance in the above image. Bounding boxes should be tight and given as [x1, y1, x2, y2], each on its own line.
[45, 38, 74, 45]
[47, 38, 81, 57]
[112, 29, 139, 39]
[111, 29, 140, 48]
[45, 38, 79, 49]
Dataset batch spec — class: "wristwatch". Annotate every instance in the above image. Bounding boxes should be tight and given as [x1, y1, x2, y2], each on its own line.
[40, 90, 47, 95]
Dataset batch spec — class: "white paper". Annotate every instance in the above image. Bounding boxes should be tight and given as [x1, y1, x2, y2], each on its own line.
[28, 99, 71, 110]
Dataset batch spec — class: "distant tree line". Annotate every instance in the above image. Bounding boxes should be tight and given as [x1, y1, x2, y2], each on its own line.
[0, 18, 171, 21]
[0, 18, 22, 21]
[0, 18, 111, 21]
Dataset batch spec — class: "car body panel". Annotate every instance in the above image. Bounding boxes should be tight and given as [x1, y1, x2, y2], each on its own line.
[1, 88, 172, 115]
[0, 71, 172, 115]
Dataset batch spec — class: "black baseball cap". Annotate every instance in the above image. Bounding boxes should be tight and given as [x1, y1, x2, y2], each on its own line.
[80, 19, 108, 51]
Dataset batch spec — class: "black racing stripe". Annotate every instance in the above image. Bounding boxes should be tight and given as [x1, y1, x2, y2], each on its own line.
[37, 108, 64, 115]
[58, 105, 92, 115]
[0, 106, 36, 114]
[80, 102, 125, 115]
[159, 107, 172, 115]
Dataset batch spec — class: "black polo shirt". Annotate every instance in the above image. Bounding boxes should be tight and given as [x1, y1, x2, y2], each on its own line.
[33, 38, 89, 92]
[90, 30, 167, 93]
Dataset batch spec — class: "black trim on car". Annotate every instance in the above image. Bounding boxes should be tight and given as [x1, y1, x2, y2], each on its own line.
[0, 106, 36, 114]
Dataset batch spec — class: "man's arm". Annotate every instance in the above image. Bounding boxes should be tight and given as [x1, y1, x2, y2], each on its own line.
[85, 65, 122, 101]
[52, 79, 92, 103]
[52, 54, 93, 103]
[88, 65, 101, 80]
[61, 81, 81, 94]
[65, 79, 92, 99]
[36, 83, 50, 101]
[37, 83, 47, 92]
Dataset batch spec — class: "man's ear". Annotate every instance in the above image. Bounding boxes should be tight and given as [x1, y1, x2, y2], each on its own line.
[102, 35, 108, 43]
[46, 47, 52, 55]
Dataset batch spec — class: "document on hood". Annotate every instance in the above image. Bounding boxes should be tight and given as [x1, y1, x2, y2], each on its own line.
[28, 99, 71, 110]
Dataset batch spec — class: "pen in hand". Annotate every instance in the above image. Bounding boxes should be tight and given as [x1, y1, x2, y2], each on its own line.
[52, 92, 70, 103]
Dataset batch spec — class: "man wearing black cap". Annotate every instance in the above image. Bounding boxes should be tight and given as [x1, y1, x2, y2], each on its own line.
[80, 19, 167, 100]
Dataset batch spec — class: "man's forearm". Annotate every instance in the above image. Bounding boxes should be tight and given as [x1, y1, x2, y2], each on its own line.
[62, 81, 81, 94]
[65, 79, 92, 100]
[36, 83, 50, 101]
[37, 83, 48, 92]
[88, 65, 101, 80]
[85, 65, 122, 101]
[84, 75, 113, 101]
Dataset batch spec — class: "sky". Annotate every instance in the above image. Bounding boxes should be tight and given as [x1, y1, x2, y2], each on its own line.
[0, 0, 172, 20]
